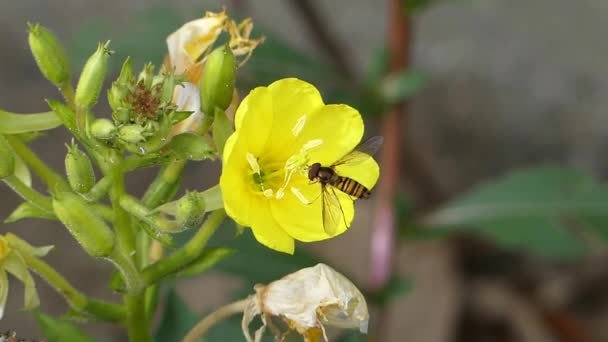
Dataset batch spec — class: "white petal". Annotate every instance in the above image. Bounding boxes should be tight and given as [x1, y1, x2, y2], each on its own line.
[170, 82, 204, 135]
[0, 270, 8, 319]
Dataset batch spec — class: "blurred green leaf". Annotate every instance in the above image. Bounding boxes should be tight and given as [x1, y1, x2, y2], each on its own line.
[368, 274, 413, 307]
[423, 166, 608, 258]
[154, 288, 198, 342]
[34, 311, 96, 342]
[403, 0, 434, 12]
[380, 70, 426, 104]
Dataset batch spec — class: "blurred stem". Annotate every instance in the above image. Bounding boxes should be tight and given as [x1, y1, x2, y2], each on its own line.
[124, 294, 149, 342]
[5, 134, 69, 192]
[287, 0, 355, 80]
[368, 0, 411, 340]
[183, 298, 248, 342]
[2, 175, 53, 213]
[141, 209, 226, 286]
[21, 248, 125, 322]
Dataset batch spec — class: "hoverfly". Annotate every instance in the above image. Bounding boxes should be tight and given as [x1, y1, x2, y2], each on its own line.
[307, 136, 383, 235]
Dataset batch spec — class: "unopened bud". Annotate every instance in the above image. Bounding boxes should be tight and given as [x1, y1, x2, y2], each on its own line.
[28, 23, 71, 87]
[119, 124, 146, 144]
[75, 41, 112, 109]
[53, 192, 115, 257]
[90, 118, 117, 140]
[200, 45, 236, 114]
[108, 57, 134, 111]
[0, 135, 15, 179]
[65, 142, 95, 194]
[176, 191, 206, 229]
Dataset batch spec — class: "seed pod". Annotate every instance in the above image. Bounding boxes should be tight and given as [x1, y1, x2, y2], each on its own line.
[53, 192, 114, 257]
[200, 45, 236, 114]
[0, 135, 15, 179]
[65, 142, 95, 193]
[176, 191, 206, 229]
[28, 23, 71, 87]
[75, 41, 112, 109]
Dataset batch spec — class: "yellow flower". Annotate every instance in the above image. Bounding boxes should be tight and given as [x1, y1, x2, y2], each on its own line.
[220, 78, 379, 253]
[241, 263, 369, 342]
[0, 234, 52, 319]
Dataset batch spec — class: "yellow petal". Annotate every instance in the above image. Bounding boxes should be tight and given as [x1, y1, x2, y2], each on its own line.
[270, 175, 354, 241]
[250, 214, 295, 254]
[233, 87, 273, 156]
[298, 104, 364, 166]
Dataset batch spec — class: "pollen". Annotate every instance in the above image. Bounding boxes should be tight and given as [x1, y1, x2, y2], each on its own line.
[302, 139, 323, 151]
[292, 115, 307, 137]
[275, 188, 285, 200]
[263, 189, 274, 198]
[246, 153, 261, 174]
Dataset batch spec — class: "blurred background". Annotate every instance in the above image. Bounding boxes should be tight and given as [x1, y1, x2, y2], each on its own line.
[2, 0, 608, 341]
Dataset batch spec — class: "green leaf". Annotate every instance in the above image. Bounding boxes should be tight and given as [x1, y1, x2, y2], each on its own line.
[5, 202, 56, 223]
[34, 310, 96, 342]
[212, 108, 234, 156]
[424, 166, 605, 258]
[379, 70, 426, 104]
[403, 0, 434, 12]
[0, 110, 62, 134]
[176, 247, 236, 278]
[167, 133, 215, 161]
[14, 154, 32, 187]
[154, 288, 198, 342]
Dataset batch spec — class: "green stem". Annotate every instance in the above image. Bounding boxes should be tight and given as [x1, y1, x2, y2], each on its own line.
[5, 135, 69, 192]
[83, 175, 113, 202]
[3, 175, 53, 213]
[124, 294, 149, 342]
[107, 247, 143, 294]
[142, 209, 226, 285]
[109, 162, 135, 259]
[141, 160, 185, 207]
[22, 250, 125, 322]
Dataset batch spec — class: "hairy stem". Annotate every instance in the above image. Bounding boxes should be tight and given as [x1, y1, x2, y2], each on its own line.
[142, 209, 226, 286]
[5, 135, 69, 192]
[22, 249, 125, 322]
[3, 175, 53, 213]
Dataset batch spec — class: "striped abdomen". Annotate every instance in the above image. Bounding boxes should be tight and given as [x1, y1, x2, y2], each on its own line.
[330, 175, 371, 199]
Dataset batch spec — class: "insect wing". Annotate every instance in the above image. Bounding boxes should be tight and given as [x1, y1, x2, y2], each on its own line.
[321, 185, 349, 236]
[332, 136, 384, 167]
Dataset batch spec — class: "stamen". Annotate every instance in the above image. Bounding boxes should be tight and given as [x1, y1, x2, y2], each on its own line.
[302, 139, 323, 151]
[275, 188, 285, 199]
[246, 152, 260, 174]
[291, 187, 310, 205]
[292, 115, 307, 137]
[263, 189, 274, 198]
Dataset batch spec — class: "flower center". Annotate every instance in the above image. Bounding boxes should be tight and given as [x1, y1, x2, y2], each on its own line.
[246, 135, 323, 203]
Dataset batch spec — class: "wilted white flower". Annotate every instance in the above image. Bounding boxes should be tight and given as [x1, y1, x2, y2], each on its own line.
[242, 263, 369, 342]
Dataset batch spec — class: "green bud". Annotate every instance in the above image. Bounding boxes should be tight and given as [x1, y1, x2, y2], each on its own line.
[108, 57, 134, 111]
[75, 41, 112, 109]
[119, 124, 146, 144]
[137, 63, 155, 88]
[28, 23, 71, 87]
[90, 118, 117, 140]
[0, 135, 15, 179]
[200, 45, 236, 114]
[65, 142, 95, 193]
[176, 191, 206, 229]
[53, 192, 115, 257]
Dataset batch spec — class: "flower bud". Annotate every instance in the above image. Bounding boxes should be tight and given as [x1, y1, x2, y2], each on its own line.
[0, 135, 15, 179]
[65, 142, 95, 194]
[53, 192, 115, 257]
[108, 57, 134, 111]
[175, 191, 206, 229]
[28, 23, 71, 87]
[200, 45, 236, 114]
[90, 118, 117, 140]
[75, 41, 112, 109]
[137, 63, 155, 89]
[119, 124, 146, 144]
